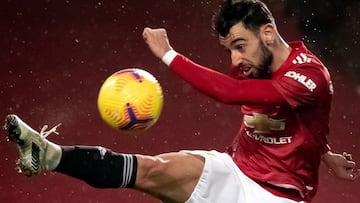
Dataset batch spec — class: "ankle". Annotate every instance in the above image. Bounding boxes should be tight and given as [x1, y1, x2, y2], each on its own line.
[44, 141, 62, 170]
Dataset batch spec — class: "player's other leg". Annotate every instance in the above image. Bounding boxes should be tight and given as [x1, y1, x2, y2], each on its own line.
[4, 114, 204, 203]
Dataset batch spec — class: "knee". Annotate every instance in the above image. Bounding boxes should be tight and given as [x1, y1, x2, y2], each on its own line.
[134, 155, 169, 188]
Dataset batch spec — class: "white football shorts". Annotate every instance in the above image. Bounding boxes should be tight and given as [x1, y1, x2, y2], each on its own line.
[181, 150, 306, 203]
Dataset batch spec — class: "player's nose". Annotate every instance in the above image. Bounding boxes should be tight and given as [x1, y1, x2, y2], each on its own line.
[230, 50, 244, 67]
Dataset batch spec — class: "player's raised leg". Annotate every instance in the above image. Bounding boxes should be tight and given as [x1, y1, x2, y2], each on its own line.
[135, 152, 204, 202]
[3, 114, 204, 203]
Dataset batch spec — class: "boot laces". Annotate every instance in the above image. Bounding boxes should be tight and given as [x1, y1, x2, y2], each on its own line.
[39, 123, 62, 139]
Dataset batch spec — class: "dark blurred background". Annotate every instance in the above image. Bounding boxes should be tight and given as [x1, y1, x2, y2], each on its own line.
[0, 0, 359, 202]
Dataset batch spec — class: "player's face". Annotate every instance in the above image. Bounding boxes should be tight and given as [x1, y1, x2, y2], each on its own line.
[220, 23, 273, 79]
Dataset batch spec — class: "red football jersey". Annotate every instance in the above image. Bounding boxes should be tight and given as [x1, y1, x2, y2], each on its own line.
[168, 41, 333, 202]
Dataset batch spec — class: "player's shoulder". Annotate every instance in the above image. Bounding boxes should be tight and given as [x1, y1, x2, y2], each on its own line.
[283, 41, 330, 78]
[276, 41, 332, 93]
[288, 41, 323, 64]
[290, 54, 325, 73]
[288, 41, 324, 69]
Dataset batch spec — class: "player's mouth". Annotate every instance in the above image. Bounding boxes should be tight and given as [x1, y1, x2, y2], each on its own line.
[240, 65, 254, 76]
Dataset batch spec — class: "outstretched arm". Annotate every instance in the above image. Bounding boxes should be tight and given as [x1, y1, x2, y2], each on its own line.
[322, 150, 360, 181]
[142, 27, 285, 106]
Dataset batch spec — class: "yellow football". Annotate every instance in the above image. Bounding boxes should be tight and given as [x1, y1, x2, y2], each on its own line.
[97, 68, 163, 133]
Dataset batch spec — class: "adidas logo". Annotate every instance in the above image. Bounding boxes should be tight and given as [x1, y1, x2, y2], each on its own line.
[292, 53, 311, 64]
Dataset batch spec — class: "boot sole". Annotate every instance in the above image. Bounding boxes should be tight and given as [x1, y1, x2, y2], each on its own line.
[4, 115, 24, 146]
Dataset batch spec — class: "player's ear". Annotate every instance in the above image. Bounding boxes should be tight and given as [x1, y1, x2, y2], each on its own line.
[260, 23, 275, 45]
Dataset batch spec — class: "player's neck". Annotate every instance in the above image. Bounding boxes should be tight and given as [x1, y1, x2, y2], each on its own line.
[270, 37, 292, 72]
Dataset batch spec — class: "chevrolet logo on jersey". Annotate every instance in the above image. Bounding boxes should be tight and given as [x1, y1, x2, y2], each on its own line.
[244, 113, 291, 145]
[244, 113, 285, 134]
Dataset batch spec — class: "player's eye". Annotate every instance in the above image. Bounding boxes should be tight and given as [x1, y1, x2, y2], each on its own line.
[234, 44, 244, 52]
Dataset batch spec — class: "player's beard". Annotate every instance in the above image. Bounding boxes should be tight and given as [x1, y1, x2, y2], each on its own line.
[250, 41, 273, 79]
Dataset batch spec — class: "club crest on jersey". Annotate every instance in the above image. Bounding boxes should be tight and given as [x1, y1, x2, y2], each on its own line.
[284, 71, 317, 92]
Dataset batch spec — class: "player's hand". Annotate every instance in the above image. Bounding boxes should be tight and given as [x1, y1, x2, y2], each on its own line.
[142, 27, 173, 59]
[322, 151, 360, 181]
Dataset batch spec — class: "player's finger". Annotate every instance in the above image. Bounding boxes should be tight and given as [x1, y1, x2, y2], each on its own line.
[343, 152, 353, 161]
[338, 170, 356, 181]
[344, 160, 356, 168]
[142, 27, 149, 40]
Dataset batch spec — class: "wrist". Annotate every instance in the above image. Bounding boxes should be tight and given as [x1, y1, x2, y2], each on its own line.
[321, 144, 332, 158]
[322, 150, 334, 159]
[161, 49, 178, 66]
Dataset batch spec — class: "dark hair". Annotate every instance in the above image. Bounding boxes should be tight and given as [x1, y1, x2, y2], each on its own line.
[213, 0, 274, 37]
